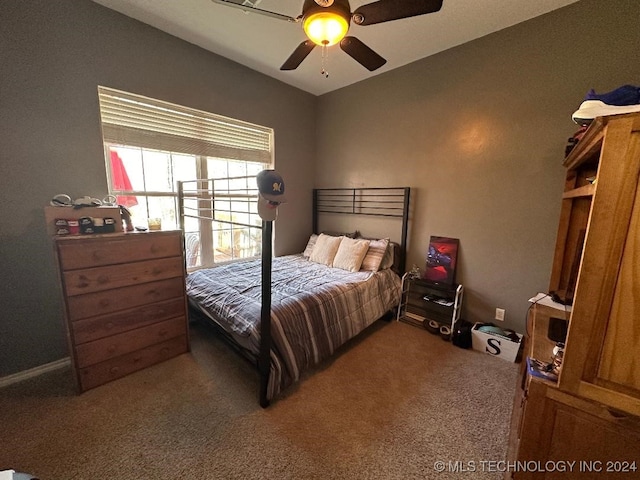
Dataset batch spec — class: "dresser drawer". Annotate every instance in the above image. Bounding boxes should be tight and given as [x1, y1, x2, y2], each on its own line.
[67, 277, 185, 321]
[71, 297, 186, 344]
[63, 256, 184, 296]
[57, 231, 182, 270]
[78, 335, 188, 391]
[75, 316, 186, 368]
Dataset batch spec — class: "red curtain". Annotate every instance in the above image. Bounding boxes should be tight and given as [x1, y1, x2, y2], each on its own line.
[109, 149, 139, 208]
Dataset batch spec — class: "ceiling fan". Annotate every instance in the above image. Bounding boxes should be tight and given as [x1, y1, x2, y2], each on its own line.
[211, 0, 444, 73]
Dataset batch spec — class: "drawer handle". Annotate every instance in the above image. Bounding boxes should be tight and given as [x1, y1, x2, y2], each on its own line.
[133, 356, 142, 364]
[97, 275, 109, 285]
[151, 267, 162, 276]
[107, 345, 117, 353]
[160, 347, 169, 355]
[105, 322, 114, 330]
[99, 299, 110, 307]
[145, 308, 165, 319]
[110, 366, 119, 374]
[158, 330, 168, 337]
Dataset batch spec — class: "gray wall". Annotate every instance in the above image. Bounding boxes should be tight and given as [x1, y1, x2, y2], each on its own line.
[315, 0, 640, 332]
[0, 0, 316, 376]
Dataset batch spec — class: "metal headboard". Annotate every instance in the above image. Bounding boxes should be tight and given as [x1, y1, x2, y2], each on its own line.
[312, 187, 410, 274]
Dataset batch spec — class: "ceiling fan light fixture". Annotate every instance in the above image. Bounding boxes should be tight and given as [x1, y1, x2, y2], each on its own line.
[303, 12, 349, 46]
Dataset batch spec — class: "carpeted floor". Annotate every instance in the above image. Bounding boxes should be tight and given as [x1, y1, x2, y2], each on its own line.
[0, 320, 519, 480]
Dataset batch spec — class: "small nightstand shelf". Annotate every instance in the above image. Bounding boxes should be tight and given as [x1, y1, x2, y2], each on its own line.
[396, 273, 463, 335]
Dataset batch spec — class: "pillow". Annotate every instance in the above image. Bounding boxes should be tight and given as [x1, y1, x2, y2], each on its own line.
[332, 237, 371, 272]
[303, 234, 318, 257]
[379, 242, 395, 270]
[360, 238, 390, 272]
[309, 234, 342, 266]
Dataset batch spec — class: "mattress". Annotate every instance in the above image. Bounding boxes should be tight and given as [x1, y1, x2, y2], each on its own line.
[186, 254, 401, 400]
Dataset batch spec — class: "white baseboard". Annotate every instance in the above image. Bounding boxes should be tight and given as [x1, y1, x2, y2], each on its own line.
[0, 357, 71, 389]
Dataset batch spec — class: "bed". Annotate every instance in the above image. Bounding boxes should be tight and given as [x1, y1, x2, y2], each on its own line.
[178, 181, 410, 406]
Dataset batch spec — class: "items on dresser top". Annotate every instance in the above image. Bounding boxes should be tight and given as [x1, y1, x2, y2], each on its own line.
[44, 205, 124, 236]
[45, 192, 138, 235]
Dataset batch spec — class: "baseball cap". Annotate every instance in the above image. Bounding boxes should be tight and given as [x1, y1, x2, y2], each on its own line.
[256, 170, 288, 204]
[257, 195, 278, 221]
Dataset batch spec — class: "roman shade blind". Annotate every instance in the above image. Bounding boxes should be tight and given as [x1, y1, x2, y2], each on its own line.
[97, 86, 273, 164]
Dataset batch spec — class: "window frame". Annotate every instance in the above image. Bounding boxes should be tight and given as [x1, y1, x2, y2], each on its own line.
[98, 87, 274, 268]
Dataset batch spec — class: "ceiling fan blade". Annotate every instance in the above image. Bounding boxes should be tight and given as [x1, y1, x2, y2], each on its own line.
[339, 36, 386, 71]
[211, 0, 298, 22]
[352, 0, 443, 26]
[280, 40, 316, 70]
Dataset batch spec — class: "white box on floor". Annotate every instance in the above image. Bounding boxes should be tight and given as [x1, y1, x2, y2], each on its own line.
[471, 323, 523, 362]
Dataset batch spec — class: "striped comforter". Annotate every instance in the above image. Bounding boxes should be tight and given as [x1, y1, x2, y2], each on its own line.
[186, 254, 401, 400]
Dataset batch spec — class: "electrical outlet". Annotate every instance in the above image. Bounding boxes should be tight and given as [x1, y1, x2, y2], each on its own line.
[495, 308, 505, 321]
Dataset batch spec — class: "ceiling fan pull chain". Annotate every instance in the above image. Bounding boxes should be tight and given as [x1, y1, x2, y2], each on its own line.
[320, 44, 329, 78]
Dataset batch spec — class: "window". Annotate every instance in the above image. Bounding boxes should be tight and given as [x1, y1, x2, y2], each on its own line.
[98, 87, 273, 268]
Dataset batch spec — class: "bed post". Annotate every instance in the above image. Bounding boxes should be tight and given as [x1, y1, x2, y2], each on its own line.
[258, 220, 273, 408]
[312, 189, 318, 234]
[177, 181, 185, 233]
[400, 187, 410, 275]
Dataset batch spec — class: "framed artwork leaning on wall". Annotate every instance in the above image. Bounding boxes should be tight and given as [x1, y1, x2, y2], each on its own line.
[424, 236, 459, 286]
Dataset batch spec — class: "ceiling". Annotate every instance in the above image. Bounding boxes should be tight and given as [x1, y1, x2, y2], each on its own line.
[91, 0, 580, 96]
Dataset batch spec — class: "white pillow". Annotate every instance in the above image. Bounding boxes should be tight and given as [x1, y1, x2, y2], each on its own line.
[303, 234, 318, 257]
[309, 234, 342, 266]
[332, 237, 371, 272]
[360, 238, 390, 272]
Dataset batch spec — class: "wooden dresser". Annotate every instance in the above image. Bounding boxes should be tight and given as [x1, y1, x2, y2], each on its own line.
[506, 113, 640, 478]
[53, 230, 189, 392]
